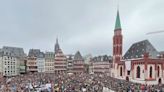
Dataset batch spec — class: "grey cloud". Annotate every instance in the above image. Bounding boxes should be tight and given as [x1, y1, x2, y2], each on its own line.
[0, 0, 163, 56]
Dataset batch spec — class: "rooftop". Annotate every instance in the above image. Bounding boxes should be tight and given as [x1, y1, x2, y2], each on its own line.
[124, 40, 159, 60]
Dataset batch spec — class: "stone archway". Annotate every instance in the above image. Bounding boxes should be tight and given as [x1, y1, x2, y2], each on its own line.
[158, 78, 162, 84]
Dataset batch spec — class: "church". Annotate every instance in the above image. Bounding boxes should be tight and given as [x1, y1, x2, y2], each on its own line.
[111, 10, 164, 85]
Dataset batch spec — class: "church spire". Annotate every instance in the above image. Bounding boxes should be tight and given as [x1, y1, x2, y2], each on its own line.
[113, 9, 123, 64]
[115, 10, 121, 30]
[55, 37, 60, 54]
[56, 38, 58, 44]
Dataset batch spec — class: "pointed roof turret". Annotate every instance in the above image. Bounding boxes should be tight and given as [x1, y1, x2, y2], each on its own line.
[115, 10, 121, 30]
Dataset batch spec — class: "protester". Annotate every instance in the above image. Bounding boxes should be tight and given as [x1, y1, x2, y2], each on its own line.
[0, 73, 164, 92]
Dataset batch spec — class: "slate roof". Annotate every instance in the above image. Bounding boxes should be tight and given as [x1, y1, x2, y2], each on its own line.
[74, 51, 83, 61]
[92, 55, 112, 62]
[38, 52, 45, 58]
[28, 49, 41, 57]
[123, 40, 159, 59]
[1, 46, 26, 58]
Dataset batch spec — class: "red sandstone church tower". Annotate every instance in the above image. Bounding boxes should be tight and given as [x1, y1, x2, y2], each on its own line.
[113, 10, 123, 68]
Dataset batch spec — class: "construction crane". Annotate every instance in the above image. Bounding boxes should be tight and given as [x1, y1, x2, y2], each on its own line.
[146, 30, 164, 35]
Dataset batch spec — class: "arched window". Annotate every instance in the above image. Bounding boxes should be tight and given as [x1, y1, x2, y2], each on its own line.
[150, 66, 152, 78]
[137, 66, 140, 78]
[157, 66, 160, 77]
[120, 67, 122, 76]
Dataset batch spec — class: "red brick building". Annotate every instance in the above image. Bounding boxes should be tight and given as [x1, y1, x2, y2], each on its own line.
[112, 10, 164, 85]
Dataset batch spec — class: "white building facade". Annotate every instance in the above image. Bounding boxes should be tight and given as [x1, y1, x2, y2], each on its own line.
[2, 56, 19, 76]
[45, 52, 54, 73]
[0, 46, 26, 77]
[37, 53, 45, 73]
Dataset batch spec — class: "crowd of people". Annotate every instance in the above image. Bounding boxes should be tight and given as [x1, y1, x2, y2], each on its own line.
[0, 72, 164, 92]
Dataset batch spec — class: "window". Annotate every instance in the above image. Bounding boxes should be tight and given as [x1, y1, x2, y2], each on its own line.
[150, 66, 152, 78]
[157, 66, 160, 77]
[127, 71, 130, 75]
[120, 67, 122, 76]
[136, 66, 140, 78]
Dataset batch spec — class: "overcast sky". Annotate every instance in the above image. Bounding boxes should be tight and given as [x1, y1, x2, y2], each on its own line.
[0, 0, 164, 56]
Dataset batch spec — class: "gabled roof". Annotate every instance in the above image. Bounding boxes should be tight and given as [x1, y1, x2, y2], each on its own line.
[124, 40, 159, 59]
[92, 55, 112, 62]
[74, 51, 83, 60]
[28, 49, 41, 57]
